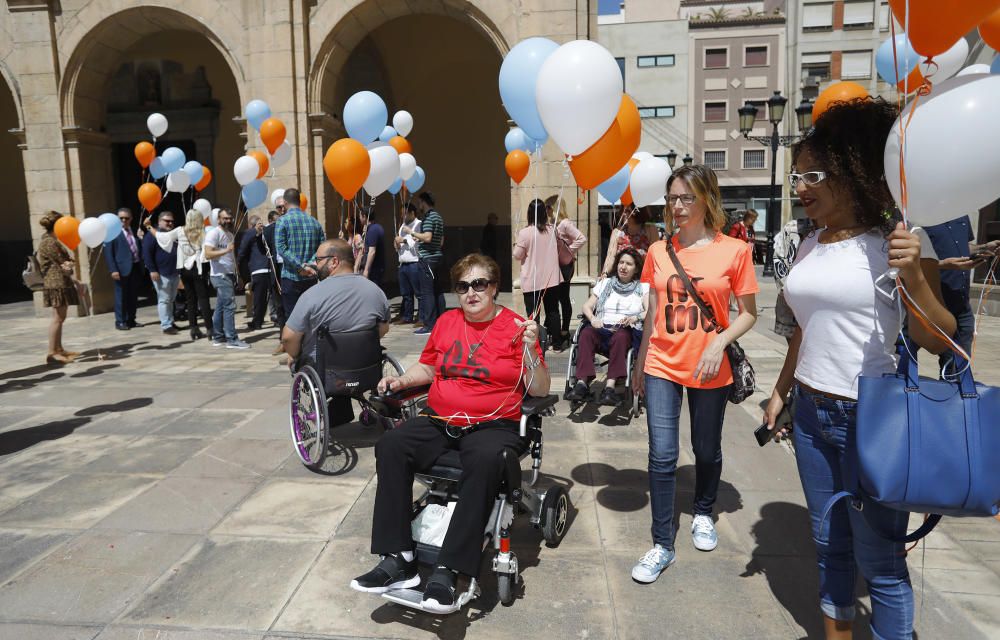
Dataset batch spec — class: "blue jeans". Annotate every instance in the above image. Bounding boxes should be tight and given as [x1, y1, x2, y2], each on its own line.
[399, 262, 420, 322]
[644, 374, 730, 549]
[416, 257, 445, 329]
[210, 274, 238, 342]
[152, 274, 179, 329]
[939, 306, 974, 377]
[793, 385, 913, 638]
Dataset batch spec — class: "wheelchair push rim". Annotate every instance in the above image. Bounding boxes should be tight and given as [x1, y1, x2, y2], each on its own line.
[289, 366, 329, 468]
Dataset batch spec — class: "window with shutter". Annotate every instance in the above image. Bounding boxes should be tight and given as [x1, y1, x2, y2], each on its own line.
[705, 48, 728, 69]
[803, 3, 834, 30]
[844, 1, 875, 28]
[743, 149, 766, 170]
[878, 2, 891, 30]
[841, 50, 872, 79]
[704, 151, 727, 170]
[745, 46, 768, 66]
[704, 102, 727, 122]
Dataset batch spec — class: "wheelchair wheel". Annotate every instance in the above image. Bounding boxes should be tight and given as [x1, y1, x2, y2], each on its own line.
[289, 366, 329, 469]
[497, 571, 518, 606]
[541, 486, 570, 547]
[376, 353, 414, 430]
[383, 353, 405, 378]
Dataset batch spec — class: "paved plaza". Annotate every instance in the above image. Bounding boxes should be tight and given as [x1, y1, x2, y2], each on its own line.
[0, 275, 998, 639]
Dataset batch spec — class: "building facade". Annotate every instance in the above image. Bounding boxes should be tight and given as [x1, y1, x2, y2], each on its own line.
[0, 0, 597, 312]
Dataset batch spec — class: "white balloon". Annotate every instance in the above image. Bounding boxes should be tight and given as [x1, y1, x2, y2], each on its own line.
[147, 113, 168, 138]
[193, 198, 212, 218]
[364, 145, 401, 196]
[885, 75, 1000, 226]
[79, 217, 106, 249]
[392, 110, 414, 137]
[398, 152, 417, 181]
[632, 151, 655, 163]
[957, 63, 991, 76]
[270, 141, 292, 168]
[535, 40, 623, 156]
[210, 208, 220, 227]
[233, 156, 260, 186]
[271, 188, 285, 206]
[166, 170, 190, 193]
[629, 157, 671, 208]
[918, 38, 969, 82]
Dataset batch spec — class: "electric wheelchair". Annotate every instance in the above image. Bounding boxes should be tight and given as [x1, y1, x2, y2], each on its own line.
[563, 314, 643, 418]
[288, 327, 415, 470]
[366, 386, 569, 613]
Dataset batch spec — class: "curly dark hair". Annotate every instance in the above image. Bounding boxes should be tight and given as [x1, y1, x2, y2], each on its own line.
[792, 97, 899, 234]
[606, 246, 644, 281]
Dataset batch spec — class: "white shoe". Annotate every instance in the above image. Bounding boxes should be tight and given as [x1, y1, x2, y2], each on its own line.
[691, 514, 718, 551]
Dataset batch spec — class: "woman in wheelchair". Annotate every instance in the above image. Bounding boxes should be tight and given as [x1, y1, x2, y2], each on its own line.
[350, 253, 550, 612]
[566, 247, 648, 406]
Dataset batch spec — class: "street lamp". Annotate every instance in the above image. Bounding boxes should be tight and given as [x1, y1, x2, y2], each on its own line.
[739, 91, 813, 278]
[682, 153, 693, 167]
[666, 149, 677, 169]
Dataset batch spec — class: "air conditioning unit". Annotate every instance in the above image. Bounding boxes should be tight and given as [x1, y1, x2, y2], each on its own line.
[803, 76, 821, 88]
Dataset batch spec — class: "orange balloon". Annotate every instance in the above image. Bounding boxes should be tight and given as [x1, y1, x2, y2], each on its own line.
[248, 151, 269, 179]
[324, 138, 371, 199]
[389, 136, 412, 155]
[896, 66, 924, 93]
[195, 166, 212, 191]
[300, 194, 308, 210]
[54, 216, 80, 251]
[812, 81, 870, 122]
[980, 8, 1000, 49]
[203, 217, 211, 227]
[259, 118, 286, 155]
[620, 158, 641, 206]
[134, 142, 155, 169]
[505, 150, 530, 185]
[890, 0, 1000, 57]
[569, 95, 641, 190]
[138, 182, 162, 212]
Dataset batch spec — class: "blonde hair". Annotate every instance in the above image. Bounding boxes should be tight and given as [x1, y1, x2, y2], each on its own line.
[184, 209, 204, 248]
[664, 165, 727, 232]
[545, 195, 570, 222]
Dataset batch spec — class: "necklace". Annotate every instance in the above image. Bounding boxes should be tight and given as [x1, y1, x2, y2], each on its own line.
[464, 307, 500, 357]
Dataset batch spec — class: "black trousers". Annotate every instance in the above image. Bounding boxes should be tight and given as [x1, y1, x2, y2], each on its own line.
[372, 417, 523, 577]
[250, 272, 271, 328]
[523, 287, 561, 348]
[557, 262, 575, 336]
[281, 277, 317, 320]
[180, 265, 213, 334]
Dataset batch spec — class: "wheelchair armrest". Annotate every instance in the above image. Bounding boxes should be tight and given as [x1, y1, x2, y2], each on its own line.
[521, 394, 558, 416]
[370, 384, 432, 409]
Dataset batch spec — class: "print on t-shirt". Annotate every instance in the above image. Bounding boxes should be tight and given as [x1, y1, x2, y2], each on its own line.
[663, 275, 715, 335]
[441, 340, 491, 382]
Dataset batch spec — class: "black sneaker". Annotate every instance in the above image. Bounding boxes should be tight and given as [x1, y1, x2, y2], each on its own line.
[350, 554, 419, 593]
[599, 387, 620, 407]
[421, 566, 457, 612]
[565, 380, 590, 402]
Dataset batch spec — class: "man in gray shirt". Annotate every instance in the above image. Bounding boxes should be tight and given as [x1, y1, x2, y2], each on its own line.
[282, 239, 390, 425]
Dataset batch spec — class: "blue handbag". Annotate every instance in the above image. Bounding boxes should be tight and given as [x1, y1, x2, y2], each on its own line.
[838, 340, 1000, 541]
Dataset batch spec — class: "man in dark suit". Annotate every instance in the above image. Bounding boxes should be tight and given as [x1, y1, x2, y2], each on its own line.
[263, 208, 284, 325]
[104, 207, 142, 330]
[142, 210, 180, 335]
[238, 214, 273, 331]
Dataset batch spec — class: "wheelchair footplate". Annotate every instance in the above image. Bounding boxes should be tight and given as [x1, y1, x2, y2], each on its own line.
[381, 578, 480, 614]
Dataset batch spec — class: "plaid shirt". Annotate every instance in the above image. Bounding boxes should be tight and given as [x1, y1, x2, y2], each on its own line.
[275, 207, 325, 281]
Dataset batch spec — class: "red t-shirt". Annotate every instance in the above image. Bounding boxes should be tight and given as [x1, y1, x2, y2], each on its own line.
[419, 307, 544, 426]
[640, 234, 759, 388]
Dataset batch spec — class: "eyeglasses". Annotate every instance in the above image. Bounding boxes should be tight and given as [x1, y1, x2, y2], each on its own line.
[161, 219, 175, 225]
[787, 171, 827, 189]
[667, 194, 697, 206]
[315, 254, 339, 263]
[455, 278, 495, 294]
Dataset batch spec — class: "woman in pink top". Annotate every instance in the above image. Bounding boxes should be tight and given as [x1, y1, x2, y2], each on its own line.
[549, 195, 587, 349]
[514, 199, 563, 350]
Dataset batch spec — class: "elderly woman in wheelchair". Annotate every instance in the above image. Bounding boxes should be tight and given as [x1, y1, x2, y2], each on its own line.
[351, 253, 566, 614]
[565, 247, 648, 408]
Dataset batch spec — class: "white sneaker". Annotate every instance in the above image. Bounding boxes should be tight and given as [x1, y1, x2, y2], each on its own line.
[630, 544, 676, 583]
[691, 514, 718, 551]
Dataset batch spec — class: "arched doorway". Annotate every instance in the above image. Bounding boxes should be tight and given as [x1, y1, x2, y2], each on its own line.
[0, 73, 31, 302]
[314, 5, 510, 289]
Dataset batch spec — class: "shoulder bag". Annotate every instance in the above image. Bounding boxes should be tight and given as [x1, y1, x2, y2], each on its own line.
[665, 239, 755, 404]
[22, 254, 44, 292]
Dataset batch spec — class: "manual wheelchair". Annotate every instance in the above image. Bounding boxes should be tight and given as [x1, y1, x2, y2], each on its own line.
[366, 387, 570, 613]
[563, 314, 643, 418]
[288, 327, 416, 470]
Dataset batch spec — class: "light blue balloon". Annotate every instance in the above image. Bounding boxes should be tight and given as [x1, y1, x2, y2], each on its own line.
[527, 135, 546, 153]
[505, 128, 529, 153]
[876, 35, 918, 85]
[499, 37, 559, 142]
[149, 157, 167, 180]
[388, 177, 403, 195]
[596, 164, 631, 204]
[404, 166, 425, 192]
[992, 56, 1000, 74]
[182, 161, 203, 185]
[379, 126, 398, 142]
[343, 91, 388, 144]
[99, 212, 123, 243]
[241, 179, 268, 209]
[245, 99, 271, 130]
[161, 147, 186, 173]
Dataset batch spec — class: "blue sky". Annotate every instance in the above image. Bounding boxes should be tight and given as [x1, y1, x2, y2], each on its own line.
[598, 0, 620, 15]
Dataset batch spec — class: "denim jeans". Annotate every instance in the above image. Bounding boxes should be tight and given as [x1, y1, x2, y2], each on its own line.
[152, 274, 179, 329]
[399, 262, 420, 322]
[644, 374, 730, 549]
[416, 256, 445, 329]
[210, 274, 238, 342]
[793, 385, 913, 639]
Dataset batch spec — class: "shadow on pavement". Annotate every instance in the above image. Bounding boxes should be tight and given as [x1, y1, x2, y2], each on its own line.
[304, 419, 381, 477]
[0, 371, 65, 394]
[74, 396, 154, 417]
[570, 463, 743, 516]
[69, 364, 121, 378]
[244, 329, 280, 345]
[0, 416, 91, 457]
[74, 341, 148, 362]
[0, 363, 61, 380]
[137, 341, 185, 351]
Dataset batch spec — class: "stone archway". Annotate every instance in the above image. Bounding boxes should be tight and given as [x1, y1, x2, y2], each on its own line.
[0, 70, 31, 302]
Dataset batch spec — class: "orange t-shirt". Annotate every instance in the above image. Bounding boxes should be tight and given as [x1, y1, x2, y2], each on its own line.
[640, 234, 759, 388]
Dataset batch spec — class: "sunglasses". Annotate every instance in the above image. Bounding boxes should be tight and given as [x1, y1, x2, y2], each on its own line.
[787, 171, 827, 189]
[455, 278, 495, 294]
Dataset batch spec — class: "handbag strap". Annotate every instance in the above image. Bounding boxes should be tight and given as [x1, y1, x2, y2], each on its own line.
[820, 491, 942, 544]
[665, 237, 721, 333]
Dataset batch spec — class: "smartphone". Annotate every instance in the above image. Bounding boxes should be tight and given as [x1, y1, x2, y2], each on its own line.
[754, 423, 772, 447]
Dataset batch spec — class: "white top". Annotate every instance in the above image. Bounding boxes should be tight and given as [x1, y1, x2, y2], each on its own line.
[784, 227, 937, 399]
[397, 219, 421, 264]
[594, 278, 648, 326]
[204, 226, 235, 276]
[156, 226, 205, 271]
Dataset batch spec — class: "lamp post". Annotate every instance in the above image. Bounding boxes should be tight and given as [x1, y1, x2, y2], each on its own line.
[666, 149, 677, 169]
[738, 91, 813, 278]
[682, 153, 693, 167]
